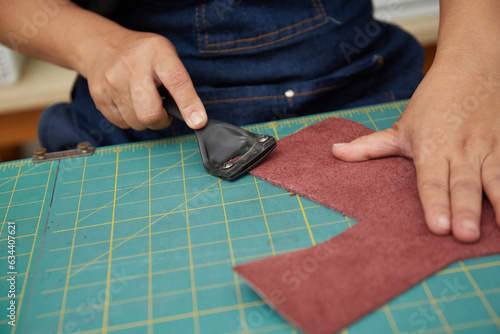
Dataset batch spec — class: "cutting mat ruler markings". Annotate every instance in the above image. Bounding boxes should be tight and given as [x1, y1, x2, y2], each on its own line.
[1, 100, 499, 334]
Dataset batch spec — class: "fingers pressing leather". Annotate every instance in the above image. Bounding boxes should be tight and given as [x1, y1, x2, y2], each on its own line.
[449, 161, 483, 243]
[415, 156, 452, 235]
[332, 127, 405, 162]
[482, 152, 500, 227]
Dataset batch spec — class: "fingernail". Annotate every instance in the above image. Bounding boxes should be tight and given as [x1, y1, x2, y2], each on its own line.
[333, 143, 347, 147]
[437, 215, 450, 230]
[461, 220, 480, 237]
[189, 111, 205, 127]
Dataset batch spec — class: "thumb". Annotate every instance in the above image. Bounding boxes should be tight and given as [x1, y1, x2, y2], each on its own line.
[155, 40, 208, 129]
[332, 128, 406, 162]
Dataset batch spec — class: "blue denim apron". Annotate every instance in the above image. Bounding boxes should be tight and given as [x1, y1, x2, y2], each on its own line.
[39, 0, 424, 151]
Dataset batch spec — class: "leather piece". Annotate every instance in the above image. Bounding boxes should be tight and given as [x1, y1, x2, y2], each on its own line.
[234, 118, 500, 334]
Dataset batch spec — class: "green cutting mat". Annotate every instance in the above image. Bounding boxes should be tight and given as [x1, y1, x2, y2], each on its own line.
[1, 100, 499, 334]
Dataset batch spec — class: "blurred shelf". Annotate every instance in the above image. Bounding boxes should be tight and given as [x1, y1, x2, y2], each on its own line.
[392, 12, 439, 46]
[0, 58, 77, 114]
[0, 58, 76, 159]
[374, 0, 439, 46]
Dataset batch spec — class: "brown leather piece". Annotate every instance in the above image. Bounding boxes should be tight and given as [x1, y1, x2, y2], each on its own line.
[234, 118, 500, 334]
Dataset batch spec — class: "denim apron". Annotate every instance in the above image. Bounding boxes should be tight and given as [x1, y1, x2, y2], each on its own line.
[39, 0, 424, 151]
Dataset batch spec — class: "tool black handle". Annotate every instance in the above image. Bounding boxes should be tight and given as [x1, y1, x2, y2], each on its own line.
[158, 86, 184, 121]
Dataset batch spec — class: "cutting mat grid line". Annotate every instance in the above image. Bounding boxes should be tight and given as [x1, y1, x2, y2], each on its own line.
[0, 161, 58, 333]
[0, 100, 499, 334]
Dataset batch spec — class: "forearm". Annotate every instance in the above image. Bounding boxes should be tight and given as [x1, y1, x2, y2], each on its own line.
[0, 0, 132, 76]
[435, 0, 500, 74]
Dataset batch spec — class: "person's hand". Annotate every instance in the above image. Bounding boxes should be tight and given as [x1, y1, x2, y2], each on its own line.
[332, 62, 500, 243]
[80, 30, 207, 131]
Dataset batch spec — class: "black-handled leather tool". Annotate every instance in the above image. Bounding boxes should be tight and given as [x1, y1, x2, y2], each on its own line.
[159, 86, 277, 181]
